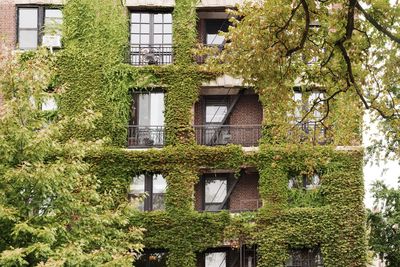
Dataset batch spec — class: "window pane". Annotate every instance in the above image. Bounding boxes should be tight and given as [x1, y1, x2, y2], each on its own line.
[205, 178, 227, 203]
[141, 24, 150, 34]
[141, 13, 150, 23]
[45, 9, 62, 18]
[41, 97, 57, 111]
[138, 94, 151, 125]
[131, 34, 140, 43]
[131, 23, 140, 33]
[150, 93, 165, 126]
[130, 175, 145, 194]
[19, 8, 38, 29]
[154, 34, 163, 44]
[205, 252, 226, 267]
[163, 34, 172, 44]
[154, 24, 163, 34]
[19, 30, 38, 49]
[131, 13, 140, 23]
[152, 174, 166, 210]
[164, 13, 172, 23]
[206, 34, 225, 45]
[136, 252, 167, 267]
[154, 14, 163, 23]
[206, 106, 227, 123]
[164, 24, 172, 34]
[140, 34, 149, 44]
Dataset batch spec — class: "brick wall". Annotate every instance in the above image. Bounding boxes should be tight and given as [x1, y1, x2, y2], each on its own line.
[194, 172, 260, 212]
[194, 94, 263, 125]
[0, 0, 16, 48]
[194, 94, 263, 146]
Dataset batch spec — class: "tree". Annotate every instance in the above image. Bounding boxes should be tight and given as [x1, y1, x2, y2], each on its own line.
[0, 46, 143, 266]
[368, 181, 400, 266]
[211, 0, 399, 152]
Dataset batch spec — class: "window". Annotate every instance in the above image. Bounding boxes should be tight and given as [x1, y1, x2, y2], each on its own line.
[130, 12, 173, 65]
[293, 90, 325, 123]
[135, 250, 167, 267]
[128, 92, 165, 147]
[203, 97, 229, 145]
[292, 89, 327, 144]
[129, 174, 167, 211]
[17, 6, 62, 50]
[204, 175, 228, 211]
[205, 252, 226, 267]
[286, 248, 324, 267]
[204, 19, 229, 46]
[288, 173, 321, 190]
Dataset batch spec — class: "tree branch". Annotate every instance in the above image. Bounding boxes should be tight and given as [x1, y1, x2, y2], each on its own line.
[355, 1, 400, 44]
[286, 0, 310, 56]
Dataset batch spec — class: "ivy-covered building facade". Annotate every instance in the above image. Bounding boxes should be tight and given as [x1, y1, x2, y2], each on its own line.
[0, 0, 367, 266]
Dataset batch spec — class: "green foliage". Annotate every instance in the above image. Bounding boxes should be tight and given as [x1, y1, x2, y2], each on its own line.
[0, 48, 143, 266]
[368, 181, 400, 266]
[58, 0, 132, 146]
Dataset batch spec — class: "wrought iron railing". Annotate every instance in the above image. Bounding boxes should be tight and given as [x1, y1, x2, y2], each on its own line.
[127, 125, 165, 148]
[130, 44, 173, 65]
[193, 125, 261, 147]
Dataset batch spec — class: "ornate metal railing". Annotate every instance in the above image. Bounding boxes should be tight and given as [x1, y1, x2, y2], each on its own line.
[130, 44, 173, 65]
[127, 125, 165, 148]
[193, 125, 262, 147]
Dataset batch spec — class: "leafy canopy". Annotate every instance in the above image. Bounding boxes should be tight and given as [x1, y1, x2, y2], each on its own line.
[0, 46, 143, 266]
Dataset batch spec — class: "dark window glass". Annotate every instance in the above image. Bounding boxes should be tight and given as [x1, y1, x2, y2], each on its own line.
[286, 248, 324, 267]
[288, 173, 320, 190]
[135, 251, 167, 267]
[205, 19, 229, 45]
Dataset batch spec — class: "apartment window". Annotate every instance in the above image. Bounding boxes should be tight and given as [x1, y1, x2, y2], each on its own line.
[205, 252, 226, 267]
[135, 250, 167, 267]
[128, 92, 165, 147]
[17, 6, 62, 50]
[129, 174, 167, 211]
[286, 248, 324, 267]
[288, 173, 321, 190]
[293, 90, 325, 123]
[130, 12, 173, 65]
[204, 19, 229, 46]
[204, 175, 228, 211]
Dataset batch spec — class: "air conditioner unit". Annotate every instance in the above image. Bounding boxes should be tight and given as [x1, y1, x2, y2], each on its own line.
[140, 48, 160, 65]
[42, 35, 62, 48]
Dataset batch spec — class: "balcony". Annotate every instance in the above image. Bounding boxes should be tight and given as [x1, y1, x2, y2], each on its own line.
[194, 125, 261, 147]
[130, 44, 173, 66]
[127, 125, 165, 148]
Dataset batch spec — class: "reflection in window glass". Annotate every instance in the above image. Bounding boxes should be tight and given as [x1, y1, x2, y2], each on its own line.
[205, 19, 229, 46]
[206, 106, 227, 123]
[152, 174, 167, 210]
[205, 252, 226, 267]
[130, 175, 146, 211]
[286, 248, 323, 267]
[136, 251, 167, 267]
[205, 178, 227, 211]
